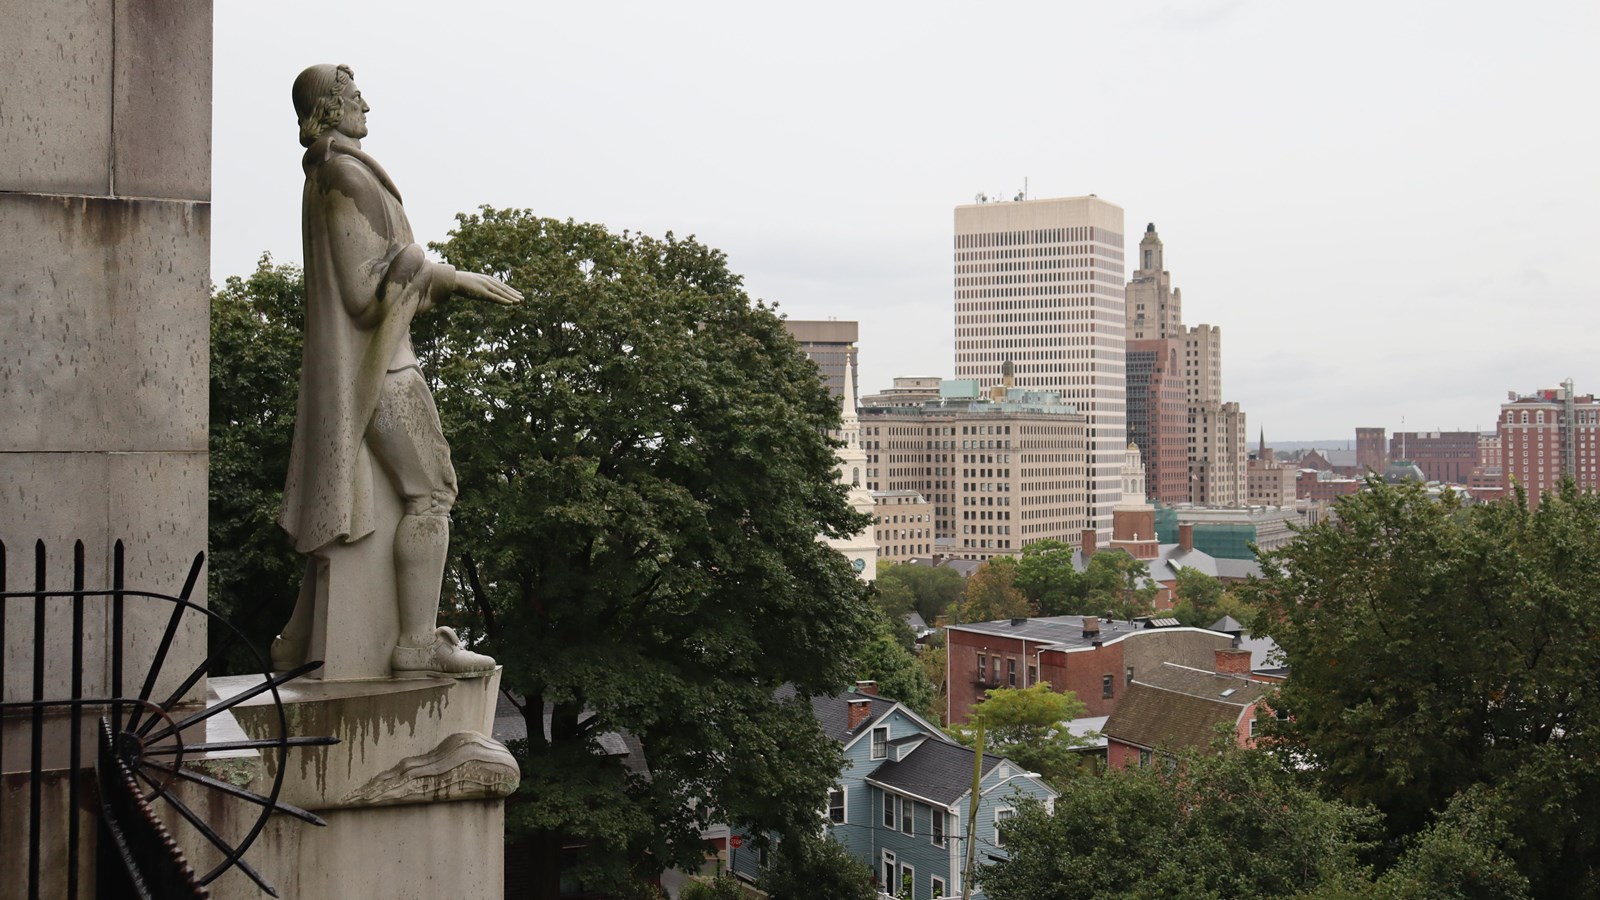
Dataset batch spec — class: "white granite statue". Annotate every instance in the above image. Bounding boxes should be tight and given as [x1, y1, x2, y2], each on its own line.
[271, 64, 520, 678]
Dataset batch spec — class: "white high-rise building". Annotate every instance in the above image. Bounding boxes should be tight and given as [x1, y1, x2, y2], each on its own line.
[954, 195, 1127, 539]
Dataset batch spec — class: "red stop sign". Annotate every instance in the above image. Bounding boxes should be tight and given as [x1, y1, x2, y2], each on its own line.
[730, 836, 744, 849]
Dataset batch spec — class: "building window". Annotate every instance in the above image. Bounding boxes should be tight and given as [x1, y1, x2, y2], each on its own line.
[1007, 658, 1017, 687]
[872, 726, 888, 760]
[977, 656, 986, 682]
[829, 786, 846, 824]
[1102, 674, 1114, 699]
[931, 809, 946, 847]
[1139, 749, 1152, 767]
[903, 800, 915, 835]
[902, 864, 916, 896]
[995, 807, 1015, 848]
[1126, 665, 1135, 685]
[932, 875, 947, 898]
[882, 851, 897, 894]
[884, 792, 897, 829]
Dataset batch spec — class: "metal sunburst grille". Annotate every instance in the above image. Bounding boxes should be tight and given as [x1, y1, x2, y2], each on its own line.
[0, 539, 339, 899]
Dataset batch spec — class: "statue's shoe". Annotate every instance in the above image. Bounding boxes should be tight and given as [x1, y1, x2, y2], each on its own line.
[391, 626, 495, 679]
[270, 633, 306, 672]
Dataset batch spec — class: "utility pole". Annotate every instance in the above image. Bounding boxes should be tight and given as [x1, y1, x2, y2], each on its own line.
[962, 724, 985, 900]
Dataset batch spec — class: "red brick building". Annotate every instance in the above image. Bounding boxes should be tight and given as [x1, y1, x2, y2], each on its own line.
[944, 616, 1240, 724]
[1355, 427, 1387, 474]
[1388, 431, 1479, 484]
[1125, 339, 1189, 507]
[1296, 470, 1362, 501]
[1500, 381, 1600, 507]
[1102, 652, 1272, 768]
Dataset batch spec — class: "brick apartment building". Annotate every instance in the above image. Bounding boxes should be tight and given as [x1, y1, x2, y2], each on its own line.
[1500, 380, 1600, 506]
[944, 615, 1242, 724]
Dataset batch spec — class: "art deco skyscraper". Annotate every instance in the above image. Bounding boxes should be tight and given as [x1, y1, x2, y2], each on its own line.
[954, 195, 1126, 538]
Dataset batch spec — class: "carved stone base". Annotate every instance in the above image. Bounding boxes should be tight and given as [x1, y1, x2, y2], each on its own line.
[193, 670, 516, 899]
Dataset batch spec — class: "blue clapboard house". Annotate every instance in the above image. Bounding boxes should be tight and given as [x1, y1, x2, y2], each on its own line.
[730, 683, 1056, 899]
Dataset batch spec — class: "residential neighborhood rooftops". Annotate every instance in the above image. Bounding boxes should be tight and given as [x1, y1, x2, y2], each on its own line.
[1103, 663, 1272, 755]
[949, 614, 1160, 648]
[868, 739, 1007, 806]
[803, 688, 899, 743]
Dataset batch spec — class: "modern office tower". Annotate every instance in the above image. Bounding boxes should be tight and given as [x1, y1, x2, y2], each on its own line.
[954, 195, 1126, 539]
[1499, 380, 1600, 507]
[784, 319, 859, 399]
[861, 371, 1088, 560]
[1125, 338, 1189, 506]
[1126, 224, 1182, 341]
[1356, 427, 1388, 474]
[1387, 431, 1479, 484]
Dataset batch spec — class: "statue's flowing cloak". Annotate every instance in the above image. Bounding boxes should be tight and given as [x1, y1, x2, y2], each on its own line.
[278, 135, 456, 554]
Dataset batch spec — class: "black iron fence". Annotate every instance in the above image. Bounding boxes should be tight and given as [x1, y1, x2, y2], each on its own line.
[0, 539, 335, 899]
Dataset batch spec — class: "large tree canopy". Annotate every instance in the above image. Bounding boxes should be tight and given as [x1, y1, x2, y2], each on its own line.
[416, 209, 877, 893]
[207, 257, 308, 673]
[1244, 480, 1600, 896]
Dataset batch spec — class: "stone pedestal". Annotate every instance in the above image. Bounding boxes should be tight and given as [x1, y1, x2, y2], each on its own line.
[192, 671, 517, 899]
[301, 466, 404, 681]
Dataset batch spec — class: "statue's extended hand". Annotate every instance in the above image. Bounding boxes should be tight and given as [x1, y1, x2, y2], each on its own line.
[456, 271, 523, 306]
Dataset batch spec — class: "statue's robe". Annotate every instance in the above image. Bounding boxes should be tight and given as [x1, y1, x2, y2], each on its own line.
[279, 134, 457, 554]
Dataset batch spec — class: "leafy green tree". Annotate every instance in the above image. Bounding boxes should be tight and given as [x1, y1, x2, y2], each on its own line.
[761, 832, 876, 900]
[207, 256, 309, 673]
[1014, 540, 1086, 615]
[413, 209, 878, 896]
[875, 559, 964, 624]
[979, 747, 1379, 900]
[856, 613, 935, 714]
[1245, 480, 1600, 896]
[918, 634, 947, 722]
[1081, 550, 1158, 620]
[953, 557, 1030, 623]
[947, 684, 1087, 789]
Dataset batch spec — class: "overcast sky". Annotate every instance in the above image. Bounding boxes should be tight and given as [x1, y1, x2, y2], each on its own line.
[214, 1, 1598, 441]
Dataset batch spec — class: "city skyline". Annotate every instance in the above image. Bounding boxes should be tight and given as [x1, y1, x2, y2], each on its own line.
[213, 1, 1599, 439]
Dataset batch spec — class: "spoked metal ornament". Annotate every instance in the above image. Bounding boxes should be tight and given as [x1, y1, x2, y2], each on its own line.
[0, 539, 339, 899]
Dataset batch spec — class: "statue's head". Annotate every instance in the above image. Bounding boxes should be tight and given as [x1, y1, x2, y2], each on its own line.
[292, 64, 366, 147]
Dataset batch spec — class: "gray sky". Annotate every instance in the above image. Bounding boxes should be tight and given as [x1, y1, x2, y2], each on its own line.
[214, 1, 1599, 441]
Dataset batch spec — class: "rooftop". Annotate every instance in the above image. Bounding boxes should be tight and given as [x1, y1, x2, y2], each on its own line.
[1102, 663, 1272, 754]
[868, 739, 1006, 806]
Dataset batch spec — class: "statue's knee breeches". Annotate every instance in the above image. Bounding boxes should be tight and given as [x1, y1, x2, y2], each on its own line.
[367, 367, 459, 515]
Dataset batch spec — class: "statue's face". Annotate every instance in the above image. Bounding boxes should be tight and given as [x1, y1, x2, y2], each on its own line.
[335, 79, 370, 140]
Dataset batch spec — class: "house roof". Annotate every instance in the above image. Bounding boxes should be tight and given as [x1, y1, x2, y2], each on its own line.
[1102, 663, 1271, 754]
[804, 689, 899, 743]
[869, 739, 1005, 807]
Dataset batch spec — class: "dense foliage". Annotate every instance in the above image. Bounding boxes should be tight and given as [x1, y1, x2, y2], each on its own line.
[874, 559, 964, 624]
[979, 746, 1380, 900]
[1013, 540, 1159, 619]
[946, 684, 1087, 789]
[761, 832, 877, 900]
[953, 557, 1030, 622]
[1245, 480, 1600, 895]
[207, 257, 308, 673]
[418, 209, 878, 894]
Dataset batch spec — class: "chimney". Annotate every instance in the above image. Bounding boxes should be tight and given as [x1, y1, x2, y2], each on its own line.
[1081, 528, 1097, 560]
[1214, 648, 1252, 676]
[1179, 523, 1194, 553]
[855, 680, 879, 696]
[1010, 617, 1027, 627]
[1081, 616, 1100, 638]
[847, 697, 872, 730]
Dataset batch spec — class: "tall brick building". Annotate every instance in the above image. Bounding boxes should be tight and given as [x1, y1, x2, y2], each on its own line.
[1125, 339, 1189, 506]
[1356, 427, 1388, 474]
[1499, 380, 1600, 506]
[1388, 431, 1478, 484]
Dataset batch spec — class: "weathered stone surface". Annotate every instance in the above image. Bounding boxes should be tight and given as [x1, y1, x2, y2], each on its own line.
[0, 452, 111, 703]
[341, 731, 519, 806]
[109, 450, 209, 705]
[0, 194, 209, 453]
[0, 0, 113, 195]
[112, 0, 212, 200]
